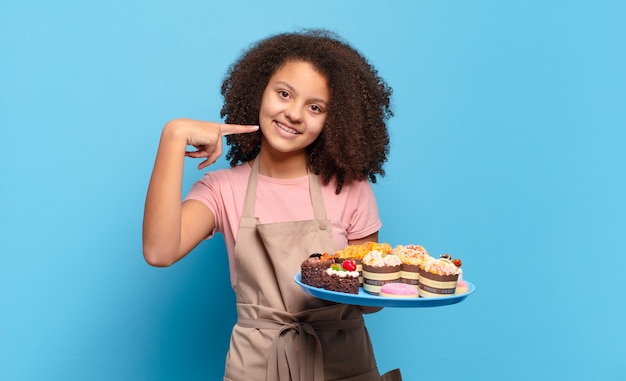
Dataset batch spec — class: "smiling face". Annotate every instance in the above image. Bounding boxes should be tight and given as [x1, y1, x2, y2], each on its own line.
[258, 60, 329, 159]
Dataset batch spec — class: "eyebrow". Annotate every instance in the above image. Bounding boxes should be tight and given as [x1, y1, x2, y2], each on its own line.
[274, 80, 328, 105]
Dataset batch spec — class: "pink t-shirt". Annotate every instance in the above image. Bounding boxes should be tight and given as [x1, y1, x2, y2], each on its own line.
[184, 163, 382, 286]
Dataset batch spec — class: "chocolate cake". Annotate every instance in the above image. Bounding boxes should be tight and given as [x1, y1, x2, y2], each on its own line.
[300, 253, 334, 288]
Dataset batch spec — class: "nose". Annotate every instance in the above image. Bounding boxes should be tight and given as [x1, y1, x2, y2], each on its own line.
[284, 102, 303, 123]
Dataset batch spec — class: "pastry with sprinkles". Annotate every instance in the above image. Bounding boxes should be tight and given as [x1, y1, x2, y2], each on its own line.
[418, 254, 461, 297]
[393, 244, 431, 290]
[361, 250, 402, 295]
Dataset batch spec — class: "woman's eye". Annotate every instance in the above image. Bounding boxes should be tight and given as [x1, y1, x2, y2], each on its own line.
[278, 90, 290, 99]
[309, 104, 322, 113]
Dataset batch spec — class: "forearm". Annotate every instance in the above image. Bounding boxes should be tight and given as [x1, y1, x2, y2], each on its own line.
[142, 119, 257, 266]
[142, 121, 188, 266]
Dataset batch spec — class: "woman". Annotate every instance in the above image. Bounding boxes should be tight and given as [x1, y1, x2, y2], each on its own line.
[143, 29, 400, 380]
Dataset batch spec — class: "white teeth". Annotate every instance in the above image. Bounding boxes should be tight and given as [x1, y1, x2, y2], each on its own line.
[277, 122, 299, 134]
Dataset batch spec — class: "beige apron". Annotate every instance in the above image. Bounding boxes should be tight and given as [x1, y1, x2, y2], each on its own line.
[223, 159, 401, 381]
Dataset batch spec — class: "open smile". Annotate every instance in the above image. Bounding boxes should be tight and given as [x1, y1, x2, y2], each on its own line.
[275, 121, 301, 135]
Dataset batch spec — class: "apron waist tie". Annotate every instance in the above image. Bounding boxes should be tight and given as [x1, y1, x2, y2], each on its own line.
[237, 316, 365, 381]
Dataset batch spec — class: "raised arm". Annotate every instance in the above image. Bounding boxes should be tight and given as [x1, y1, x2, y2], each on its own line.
[142, 118, 258, 266]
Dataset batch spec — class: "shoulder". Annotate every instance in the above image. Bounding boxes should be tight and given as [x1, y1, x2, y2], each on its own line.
[321, 177, 377, 207]
[321, 177, 381, 241]
[323, 177, 375, 197]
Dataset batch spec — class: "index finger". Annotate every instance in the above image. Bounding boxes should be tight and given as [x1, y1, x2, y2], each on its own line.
[220, 123, 259, 136]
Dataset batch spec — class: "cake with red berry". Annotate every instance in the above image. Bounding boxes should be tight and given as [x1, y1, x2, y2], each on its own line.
[324, 260, 360, 294]
[362, 250, 402, 295]
[418, 254, 461, 297]
[301, 252, 335, 288]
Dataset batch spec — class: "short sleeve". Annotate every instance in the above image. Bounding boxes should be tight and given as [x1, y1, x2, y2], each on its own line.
[343, 180, 382, 241]
[184, 173, 221, 239]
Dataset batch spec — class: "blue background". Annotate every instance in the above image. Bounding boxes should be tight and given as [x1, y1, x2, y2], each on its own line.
[1, 1, 625, 380]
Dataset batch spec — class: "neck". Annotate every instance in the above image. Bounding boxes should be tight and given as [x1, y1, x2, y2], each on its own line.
[254, 149, 308, 179]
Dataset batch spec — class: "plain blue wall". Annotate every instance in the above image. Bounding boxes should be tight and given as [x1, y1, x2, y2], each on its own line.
[1, 0, 625, 380]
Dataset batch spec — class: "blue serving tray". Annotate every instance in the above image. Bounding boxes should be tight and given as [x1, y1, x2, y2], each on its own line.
[294, 273, 475, 308]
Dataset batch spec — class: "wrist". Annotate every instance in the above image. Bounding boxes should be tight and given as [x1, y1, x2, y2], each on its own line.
[162, 119, 192, 146]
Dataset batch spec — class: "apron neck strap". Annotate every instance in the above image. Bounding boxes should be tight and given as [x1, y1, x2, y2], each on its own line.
[242, 158, 328, 221]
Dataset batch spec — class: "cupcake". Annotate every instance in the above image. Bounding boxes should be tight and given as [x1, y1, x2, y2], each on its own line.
[361, 250, 402, 295]
[335, 242, 392, 285]
[418, 256, 460, 297]
[300, 252, 335, 288]
[393, 244, 431, 290]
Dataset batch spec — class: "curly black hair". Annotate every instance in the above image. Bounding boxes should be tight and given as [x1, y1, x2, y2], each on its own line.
[221, 29, 393, 194]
